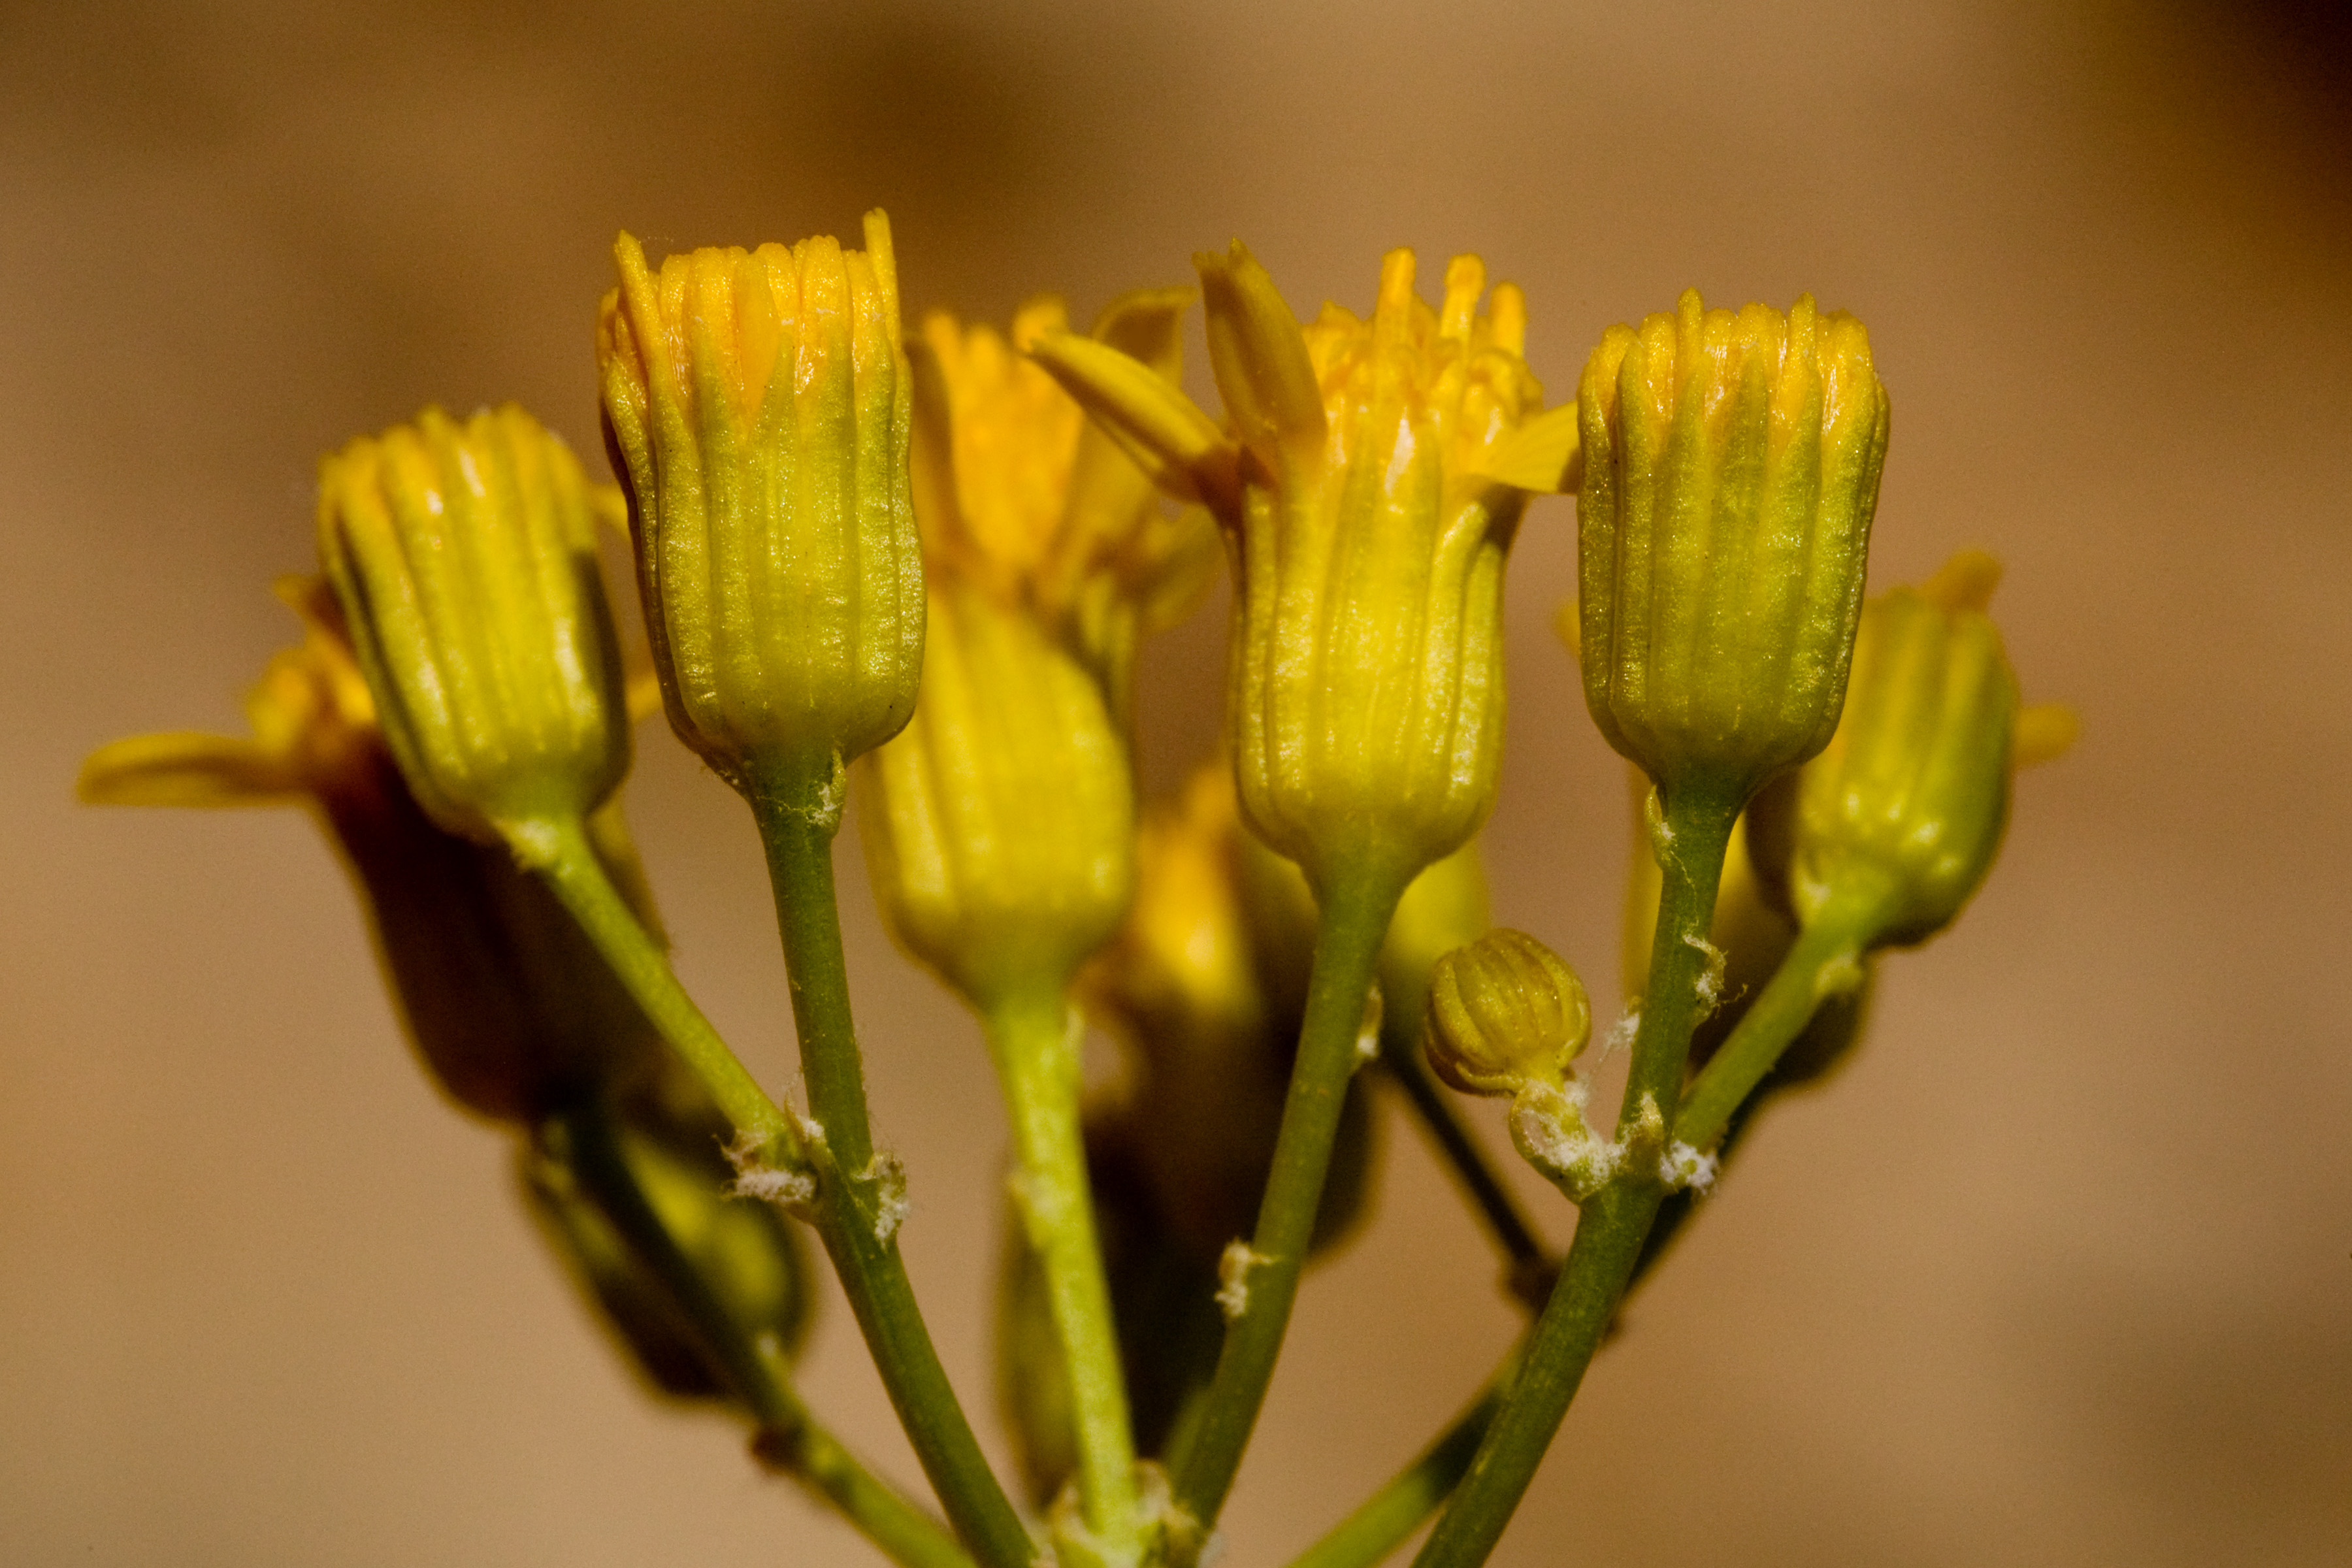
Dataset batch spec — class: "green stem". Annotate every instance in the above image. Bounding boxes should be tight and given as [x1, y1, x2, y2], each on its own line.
[1411, 790, 1739, 1568]
[1376, 1022, 1552, 1307]
[509, 816, 794, 1152]
[557, 1106, 970, 1568]
[747, 778, 1036, 1568]
[1169, 860, 1403, 1545]
[1676, 915, 1872, 1154]
[986, 990, 1142, 1563]
[1288, 1343, 1522, 1568]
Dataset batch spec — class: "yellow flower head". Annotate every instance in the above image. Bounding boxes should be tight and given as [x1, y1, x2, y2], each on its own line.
[317, 404, 630, 847]
[1033, 244, 1576, 896]
[1748, 551, 2077, 948]
[598, 214, 922, 807]
[913, 290, 1217, 718]
[1576, 289, 1889, 813]
[79, 582, 670, 1124]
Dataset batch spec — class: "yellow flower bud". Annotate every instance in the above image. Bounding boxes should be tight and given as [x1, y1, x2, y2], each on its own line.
[1576, 289, 1889, 809]
[1035, 244, 1574, 895]
[1422, 928, 1591, 1098]
[1759, 551, 2072, 946]
[317, 405, 629, 843]
[80, 581, 667, 1124]
[853, 580, 1134, 1011]
[598, 214, 923, 802]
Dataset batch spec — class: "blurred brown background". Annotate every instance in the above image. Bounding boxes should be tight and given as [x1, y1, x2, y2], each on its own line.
[5, 1, 2348, 1563]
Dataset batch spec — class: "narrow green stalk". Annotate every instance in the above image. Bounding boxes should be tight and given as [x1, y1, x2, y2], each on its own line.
[1411, 792, 1739, 1568]
[1676, 915, 1872, 1154]
[509, 816, 794, 1152]
[986, 990, 1142, 1563]
[747, 776, 1036, 1568]
[1169, 860, 1403, 1544]
[1376, 1022, 1552, 1306]
[1288, 1343, 1522, 1568]
[556, 1106, 970, 1568]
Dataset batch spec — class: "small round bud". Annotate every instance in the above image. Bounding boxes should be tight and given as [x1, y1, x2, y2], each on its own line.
[1575, 289, 1889, 808]
[1422, 928, 1591, 1097]
[598, 215, 923, 800]
[317, 405, 629, 841]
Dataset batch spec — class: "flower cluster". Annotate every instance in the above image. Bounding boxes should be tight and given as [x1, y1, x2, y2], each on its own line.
[84, 208, 2070, 1568]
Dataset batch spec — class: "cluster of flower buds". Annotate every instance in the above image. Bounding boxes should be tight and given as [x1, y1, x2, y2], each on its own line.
[80, 193, 2085, 1568]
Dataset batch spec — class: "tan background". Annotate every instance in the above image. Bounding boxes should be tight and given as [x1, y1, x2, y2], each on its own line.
[4, 1, 2348, 1563]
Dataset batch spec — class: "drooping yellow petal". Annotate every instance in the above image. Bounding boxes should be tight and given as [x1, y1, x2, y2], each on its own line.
[76, 732, 304, 808]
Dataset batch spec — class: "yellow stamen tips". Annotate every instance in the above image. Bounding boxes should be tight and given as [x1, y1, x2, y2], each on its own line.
[918, 300, 1084, 590]
[318, 404, 629, 845]
[1188, 242, 1558, 894]
[598, 213, 921, 808]
[1756, 551, 2070, 949]
[1576, 287, 1891, 813]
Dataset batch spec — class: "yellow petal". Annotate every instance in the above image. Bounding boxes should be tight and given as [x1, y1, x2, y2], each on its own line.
[1028, 331, 1237, 508]
[1475, 402, 1583, 493]
[1194, 240, 1326, 457]
[2012, 704, 2080, 768]
[77, 732, 304, 808]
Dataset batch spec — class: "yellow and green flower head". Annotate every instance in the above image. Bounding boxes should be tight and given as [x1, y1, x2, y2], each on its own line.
[854, 576, 1135, 1013]
[1422, 928, 1592, 1098]
[1761, 551, 2076, 947]
[316, 403, 629, 846]
[78, 581, 669, 1124]
[1576, 289, 1890, 811]
[597, 214, 923, 804]
[1034, 244, 1577, 895]
[913, 291, 1216, 719]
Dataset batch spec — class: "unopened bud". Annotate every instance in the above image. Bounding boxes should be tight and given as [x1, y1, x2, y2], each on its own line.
[1763, 551, 2072, 946]
[598, 214, 922, 803]
[317, 405, 629, 842]
[1575, 289, 1889, 808]
[1422, 928, 1591, 1097]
